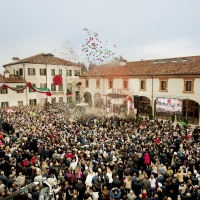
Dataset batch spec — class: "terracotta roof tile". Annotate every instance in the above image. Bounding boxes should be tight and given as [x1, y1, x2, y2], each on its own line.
[3, 53, 78, 67]
[0, 74, 26, 83]
[81, 55, 200, 77]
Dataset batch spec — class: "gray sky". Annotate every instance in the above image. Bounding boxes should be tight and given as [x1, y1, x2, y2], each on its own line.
[0, 0, 200, 73]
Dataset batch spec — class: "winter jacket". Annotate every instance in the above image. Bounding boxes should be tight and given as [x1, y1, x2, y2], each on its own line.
[144, 153, 150, 165]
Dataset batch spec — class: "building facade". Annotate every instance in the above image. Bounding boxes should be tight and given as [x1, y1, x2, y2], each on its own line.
[1, 53, 82, 106]
[80, 56, 200, 125]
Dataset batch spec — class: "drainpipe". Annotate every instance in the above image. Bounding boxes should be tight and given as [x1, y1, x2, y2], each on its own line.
[151, 74, 154, 116]
[102, 77, 104, 115]
[186, 98, 188, 122]
[46, 64, 47, 103]
[22, 64, 28, 106]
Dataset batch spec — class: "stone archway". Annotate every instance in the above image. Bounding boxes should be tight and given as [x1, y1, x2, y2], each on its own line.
[182, 99, 199, 124]
[83, 92, 92, 104]
[94, 92, 103, 108]
[138, 96, 151, 116]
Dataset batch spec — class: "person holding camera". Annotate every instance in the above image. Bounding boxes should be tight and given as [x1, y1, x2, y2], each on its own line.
[109, 187, 121, 200]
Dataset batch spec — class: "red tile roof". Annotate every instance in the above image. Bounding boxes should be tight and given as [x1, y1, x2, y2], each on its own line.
[81, 55, 200, 77]
[0, 74, 26, 83]
[3, 53, 79, 67]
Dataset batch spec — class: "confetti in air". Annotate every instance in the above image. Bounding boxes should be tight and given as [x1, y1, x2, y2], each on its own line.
[82, 28, 117, 63]
[54, 40, 78, 62]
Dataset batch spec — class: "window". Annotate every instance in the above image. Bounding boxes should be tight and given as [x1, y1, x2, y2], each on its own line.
[19, 68, 23, 75]
[85, 80, 89, 88]
[18, 101, 23, 106]
[29, 83, 36, 93]
[1, 102, 8, 108]
[29, 99, 37, 106]
[51, 69, 55, 76]
[186, 81, 192, 91]
[59, 69, 62, 75]
[51, 83, 56, 91]
[67, 83, 72, 91]
[0, 88, 8, 94]
[12, 75, 20, 79]
[96, 80, 100, 88]
[161, 81, 166, 90]
[139, 79, 146, 91]
[108, 80, 113, 89]
[74, 70, 80, 76]
[59, 97, 63, 103]
[51, 97, 56, 104]
[66, 70, 72, 76]
[76, 91, 80, 101]
[16, 85, 24, 93]
[58, 84, 63, 91]
[123, 80, 128, 89]
[159, 79, 168, 92]
[67, 96, 72, 103]
[40, 69, 46, 76]
[40, 83, 47, 88]
[183, 79, 194, 93]
[28, 68, 35, 75]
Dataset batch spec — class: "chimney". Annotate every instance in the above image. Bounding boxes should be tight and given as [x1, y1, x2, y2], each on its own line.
[4, 70, 10, 78]
[12, 57, 20, 62]
[119, 58, 127, 66]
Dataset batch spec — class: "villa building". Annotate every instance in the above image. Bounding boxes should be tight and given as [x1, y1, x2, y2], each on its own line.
[80, 56, 200, 125]
[0, 53, 82, 106]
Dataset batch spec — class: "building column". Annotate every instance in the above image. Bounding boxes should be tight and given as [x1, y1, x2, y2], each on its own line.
[198, 107, 200, 126]
[92, 93, 94, 108]
[151, 96, 155, 117]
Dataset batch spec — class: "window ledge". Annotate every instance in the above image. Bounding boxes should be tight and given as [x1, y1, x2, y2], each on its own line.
[159, 90, 168, 92]
[139, 89, 147, 91]
[183, 91, 194, 94]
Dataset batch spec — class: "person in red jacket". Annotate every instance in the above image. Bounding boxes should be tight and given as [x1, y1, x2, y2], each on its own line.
[144, 153, 151, 166]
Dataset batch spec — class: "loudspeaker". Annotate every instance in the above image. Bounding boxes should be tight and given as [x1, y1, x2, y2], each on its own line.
[133, 95, 138, 109]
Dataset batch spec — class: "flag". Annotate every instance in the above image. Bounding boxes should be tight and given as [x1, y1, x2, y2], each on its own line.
[127, 96, 134, 110]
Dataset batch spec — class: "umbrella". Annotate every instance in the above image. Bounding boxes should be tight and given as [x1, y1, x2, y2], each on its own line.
[76, 102, 89, 107]
[179, 121, 187, 126]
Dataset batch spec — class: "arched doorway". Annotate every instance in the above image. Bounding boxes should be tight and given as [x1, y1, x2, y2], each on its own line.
[94, 93, 103, 108]
[180, 99, 199, 124]
[75, 91, 80, 102]
[138, 96, 150, 116]
[83, 92, 92, 104]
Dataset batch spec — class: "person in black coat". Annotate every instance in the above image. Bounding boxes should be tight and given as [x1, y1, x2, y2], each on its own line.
[112, 176, 122, 189]
[0, 171, 8, 186]
[133, 178, 143, 197]
[75, 179, 86, 200]
[169, 178, 179, 200]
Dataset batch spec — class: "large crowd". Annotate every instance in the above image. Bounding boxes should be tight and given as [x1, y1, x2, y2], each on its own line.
[0, 103, 200, 200]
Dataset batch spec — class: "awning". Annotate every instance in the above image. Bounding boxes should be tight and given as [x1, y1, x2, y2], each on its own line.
[104, 94, 128, 99]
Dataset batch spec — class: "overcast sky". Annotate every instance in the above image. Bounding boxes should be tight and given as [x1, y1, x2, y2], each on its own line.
[0, 0, 200, 73]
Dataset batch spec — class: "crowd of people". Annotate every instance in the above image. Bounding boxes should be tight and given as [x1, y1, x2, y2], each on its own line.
[0, 103, 199, 200]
